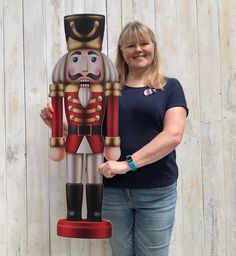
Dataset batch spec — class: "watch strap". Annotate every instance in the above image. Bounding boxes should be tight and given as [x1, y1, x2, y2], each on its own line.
[126, 155, 137, 171]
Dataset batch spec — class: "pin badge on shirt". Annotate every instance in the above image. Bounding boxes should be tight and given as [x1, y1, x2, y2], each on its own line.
[144, 88, 158, 96]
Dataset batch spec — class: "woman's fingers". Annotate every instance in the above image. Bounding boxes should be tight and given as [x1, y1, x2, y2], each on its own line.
[99, 162, 116, 178]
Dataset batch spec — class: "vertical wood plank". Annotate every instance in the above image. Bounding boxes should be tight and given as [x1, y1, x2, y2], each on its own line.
[106, 0, 122, 62]
[176, 0, 204, 255]
[133, 0, 155, 31]
[45, 1, 70, 255]
[154, 1, 184, 255]
[155, 0, 179, 76]
[0, 0, 7, 255]
[121, 0, 134, 26]
[4, 0, 27, 255]
[218, 0, 236, 255]
[65, 0, 84, 15]
[23, 0, 50, 255]
[197, 0, 226, 255]
[201, 121, 225, 256]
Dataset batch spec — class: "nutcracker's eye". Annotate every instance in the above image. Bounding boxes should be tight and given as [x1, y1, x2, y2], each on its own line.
[70, 54, 80, 64]
[71, 54, 80, 63]
[90, 56, 97, 63]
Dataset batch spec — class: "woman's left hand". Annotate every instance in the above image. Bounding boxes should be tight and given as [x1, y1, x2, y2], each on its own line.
[99, 160, 130, 178]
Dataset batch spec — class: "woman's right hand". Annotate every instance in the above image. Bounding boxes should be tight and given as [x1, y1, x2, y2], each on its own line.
[40, 102, 54, 128]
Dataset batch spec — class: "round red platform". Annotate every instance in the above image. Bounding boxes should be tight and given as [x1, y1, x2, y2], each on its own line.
[57, 219, 112, 239]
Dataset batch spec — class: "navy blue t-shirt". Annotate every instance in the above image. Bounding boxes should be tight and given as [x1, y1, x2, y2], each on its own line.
[103, 77, 188, 188]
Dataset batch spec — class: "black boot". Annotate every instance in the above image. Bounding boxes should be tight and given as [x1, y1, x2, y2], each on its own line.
[86, 183, 103, 221]
[66, 183, 83, 221]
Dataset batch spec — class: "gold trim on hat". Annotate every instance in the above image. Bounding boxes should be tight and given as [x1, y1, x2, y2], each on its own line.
[70, 20, 99, 39]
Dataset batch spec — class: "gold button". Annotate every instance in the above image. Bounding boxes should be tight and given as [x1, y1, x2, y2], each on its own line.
[96, 105, 102, 111]
[94, 115, 100, 121]
[70, 115, 75, 121]
[68, 96, 73, 101]
[97, 96, 102, 102]
[68, 105, 73, 111]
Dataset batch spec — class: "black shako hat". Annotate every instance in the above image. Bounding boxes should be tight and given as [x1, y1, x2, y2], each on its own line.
[64, 14, 105, 51]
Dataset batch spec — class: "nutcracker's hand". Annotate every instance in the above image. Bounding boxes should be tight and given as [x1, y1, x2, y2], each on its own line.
[49, 147, 66, 161]
[40, 102, 54, 128]
[104, 146, 121, 160]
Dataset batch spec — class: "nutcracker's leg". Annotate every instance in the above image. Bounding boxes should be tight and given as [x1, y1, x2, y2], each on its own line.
[66, 153, 83, 220]
[86, 153, 103, 221]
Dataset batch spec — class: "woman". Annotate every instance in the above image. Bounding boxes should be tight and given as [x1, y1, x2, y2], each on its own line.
[99, 21, 188, 256]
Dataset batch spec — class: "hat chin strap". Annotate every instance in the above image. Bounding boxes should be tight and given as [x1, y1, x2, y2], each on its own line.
[70, 20, 99, 39]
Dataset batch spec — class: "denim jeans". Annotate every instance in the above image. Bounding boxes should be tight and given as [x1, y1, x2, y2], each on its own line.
[103, 182, 177, 256]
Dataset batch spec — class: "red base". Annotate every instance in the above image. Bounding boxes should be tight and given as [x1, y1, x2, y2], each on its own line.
[57, 219, 112, 239]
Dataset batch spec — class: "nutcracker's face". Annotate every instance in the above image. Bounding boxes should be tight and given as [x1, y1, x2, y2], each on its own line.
[65, 49, 104, 83]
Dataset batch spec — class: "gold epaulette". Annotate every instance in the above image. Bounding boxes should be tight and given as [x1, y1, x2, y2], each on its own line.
[49, 83, 65, 97]
[105, 83, 121, 96]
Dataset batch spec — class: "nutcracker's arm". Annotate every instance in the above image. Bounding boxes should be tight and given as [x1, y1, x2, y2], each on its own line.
[104, 83, 121, 160]
[49, 83, 65, 147]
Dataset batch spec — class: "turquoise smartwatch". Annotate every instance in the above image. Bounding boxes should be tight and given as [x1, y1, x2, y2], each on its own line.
[126, 155, 137, 171]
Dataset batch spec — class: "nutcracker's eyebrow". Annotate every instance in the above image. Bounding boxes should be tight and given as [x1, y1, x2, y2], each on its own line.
[71, 51, 81, 55]
[88, 51, 98, 55]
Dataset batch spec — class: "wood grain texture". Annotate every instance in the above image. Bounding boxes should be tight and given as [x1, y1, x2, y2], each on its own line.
[0, 0, 235, 255]
[218, 0, 236, 256]
[4, 0, 27, 255]
[0, 0, 7, 255]
[176, 0, 204, 255]
[23, 0, 51, 255]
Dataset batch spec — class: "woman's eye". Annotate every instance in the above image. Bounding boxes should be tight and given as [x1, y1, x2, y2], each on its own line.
[141, 42, 149, 46]
[71, 55, 79, 63]
[90, 56, 97, 63]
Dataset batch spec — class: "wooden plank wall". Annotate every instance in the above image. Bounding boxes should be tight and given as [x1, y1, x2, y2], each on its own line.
[0, 0, 235, 255]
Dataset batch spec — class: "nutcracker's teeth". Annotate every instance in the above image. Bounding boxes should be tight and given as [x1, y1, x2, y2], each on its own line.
[80, 79, 90, 84]
[80, 78, 90, 87]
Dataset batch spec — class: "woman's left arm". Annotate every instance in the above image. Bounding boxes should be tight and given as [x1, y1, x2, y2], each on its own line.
[100, 106, 187, 178]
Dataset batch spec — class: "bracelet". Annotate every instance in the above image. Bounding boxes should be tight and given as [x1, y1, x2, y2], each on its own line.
[126, 155, 137, 171]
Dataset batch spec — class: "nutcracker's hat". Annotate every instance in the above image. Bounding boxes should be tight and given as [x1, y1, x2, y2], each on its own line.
[64, 14, 105, 51]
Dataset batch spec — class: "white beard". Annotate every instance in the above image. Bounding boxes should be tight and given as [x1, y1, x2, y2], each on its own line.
[79, 87, 91, 108]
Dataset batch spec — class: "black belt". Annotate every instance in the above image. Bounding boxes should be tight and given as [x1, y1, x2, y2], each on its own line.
[68, 125, 101, 136]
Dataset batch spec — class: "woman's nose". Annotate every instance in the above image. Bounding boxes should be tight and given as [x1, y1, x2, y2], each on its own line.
[134, 45, 142, 52]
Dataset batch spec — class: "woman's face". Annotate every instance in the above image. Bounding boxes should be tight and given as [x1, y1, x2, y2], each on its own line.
[121, 36, 155, 73]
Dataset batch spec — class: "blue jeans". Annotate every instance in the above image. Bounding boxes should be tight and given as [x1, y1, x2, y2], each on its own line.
[103, 182, 177, 256]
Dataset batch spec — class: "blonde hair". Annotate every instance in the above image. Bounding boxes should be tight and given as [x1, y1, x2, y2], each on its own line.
[116, 21, 166, 89]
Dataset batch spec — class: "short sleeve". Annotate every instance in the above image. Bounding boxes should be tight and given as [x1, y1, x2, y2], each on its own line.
[166, 78, 189, 116]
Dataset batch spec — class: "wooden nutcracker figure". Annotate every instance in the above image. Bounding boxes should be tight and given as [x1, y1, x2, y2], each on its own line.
[49, 14, 121, 238]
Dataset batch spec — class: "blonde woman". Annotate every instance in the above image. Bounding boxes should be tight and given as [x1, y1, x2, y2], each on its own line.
[100, 22, 188, 256]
